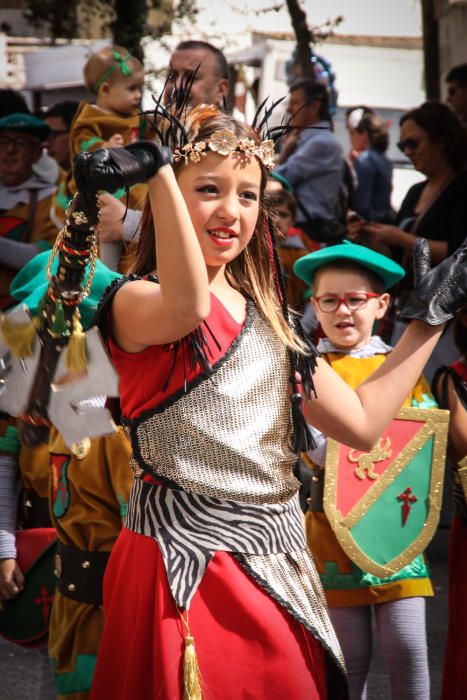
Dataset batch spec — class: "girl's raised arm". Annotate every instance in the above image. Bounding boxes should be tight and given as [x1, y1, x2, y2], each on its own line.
[306, 321, 443, 450]
[74, 143, 210, 352]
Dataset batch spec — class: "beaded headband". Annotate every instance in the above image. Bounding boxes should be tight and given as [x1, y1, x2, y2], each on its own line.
[173, 128, 276, 171]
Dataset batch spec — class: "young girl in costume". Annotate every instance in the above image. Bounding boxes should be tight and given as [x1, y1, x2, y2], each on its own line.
[432, 306, 467, 700]
[56, 45, 152, 271]
[294, 243, 437, 700]
[70, 103, 467, 700]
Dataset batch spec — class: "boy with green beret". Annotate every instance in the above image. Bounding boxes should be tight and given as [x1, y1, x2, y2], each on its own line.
[294, 241, 436, 700]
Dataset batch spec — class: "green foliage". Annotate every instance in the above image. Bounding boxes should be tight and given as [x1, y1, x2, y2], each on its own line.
[24, 0, 80, 38]
[110, 0, 149, 61]
[23, 0, 199, 56]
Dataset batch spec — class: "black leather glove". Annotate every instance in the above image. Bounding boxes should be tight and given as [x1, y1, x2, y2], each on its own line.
[400, 237, 467, 325]
[73, 141, 172, 194]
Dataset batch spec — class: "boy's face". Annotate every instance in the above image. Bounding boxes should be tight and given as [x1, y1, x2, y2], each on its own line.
[273, 205, 294, 237]
[311, 267, 389, 350]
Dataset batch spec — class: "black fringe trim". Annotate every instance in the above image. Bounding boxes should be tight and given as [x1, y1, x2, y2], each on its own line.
[266, 216, 320, 453]
[292, 318, 320, 401]
[90, 274, 139, 343]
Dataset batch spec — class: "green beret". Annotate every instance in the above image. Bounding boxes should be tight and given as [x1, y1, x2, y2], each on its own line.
[268, 172, 293, 192]
[10, 251, 121, 330]
[0, 112, 50, 142]
[293, 240, 405, 292]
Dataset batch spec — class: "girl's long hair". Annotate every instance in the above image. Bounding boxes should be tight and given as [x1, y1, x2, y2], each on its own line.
[131, 106, 307, 355]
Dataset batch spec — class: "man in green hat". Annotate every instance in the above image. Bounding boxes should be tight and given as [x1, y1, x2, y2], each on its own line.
[0, 112, 60, 311]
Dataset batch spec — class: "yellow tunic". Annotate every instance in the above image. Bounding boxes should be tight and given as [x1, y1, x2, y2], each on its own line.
[305, 350, 435, 607]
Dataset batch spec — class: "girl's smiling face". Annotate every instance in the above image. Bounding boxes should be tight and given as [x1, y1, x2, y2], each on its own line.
[176, 151, 262, 271]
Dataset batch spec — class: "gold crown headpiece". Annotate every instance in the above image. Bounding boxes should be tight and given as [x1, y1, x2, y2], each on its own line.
[173, 129, 276, 171]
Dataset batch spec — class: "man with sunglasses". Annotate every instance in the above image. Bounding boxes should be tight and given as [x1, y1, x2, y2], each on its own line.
[0, 112, 60, 310]
[446, 63, 467, 124]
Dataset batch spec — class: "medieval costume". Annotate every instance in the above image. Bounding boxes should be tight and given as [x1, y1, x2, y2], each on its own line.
[432, 359, 467, 700]
[89, 282, 347, 699]
[304, 336, 435, 606]
[6, 252, 133, 699]
[293, 241, 439, 700]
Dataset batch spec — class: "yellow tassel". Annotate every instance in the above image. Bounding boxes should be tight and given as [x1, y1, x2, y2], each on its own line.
[0, 315, 38, 358]
[183, 634, 202, 700]
[66, 314, 87, 372]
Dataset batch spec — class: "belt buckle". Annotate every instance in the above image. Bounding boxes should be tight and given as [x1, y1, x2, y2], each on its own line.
[54, 552, 62, 578]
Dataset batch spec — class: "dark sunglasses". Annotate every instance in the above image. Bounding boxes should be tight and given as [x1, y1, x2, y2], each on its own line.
[397, 138, 420, 154]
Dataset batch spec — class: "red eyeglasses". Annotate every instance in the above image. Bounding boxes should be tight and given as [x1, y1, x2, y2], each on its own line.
[313, 292, 381, 313]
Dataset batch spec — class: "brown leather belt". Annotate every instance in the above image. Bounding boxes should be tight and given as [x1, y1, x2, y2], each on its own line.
[54, 542, 110, 605]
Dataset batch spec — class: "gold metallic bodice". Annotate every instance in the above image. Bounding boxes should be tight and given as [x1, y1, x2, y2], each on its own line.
[127, 309, 300, 504]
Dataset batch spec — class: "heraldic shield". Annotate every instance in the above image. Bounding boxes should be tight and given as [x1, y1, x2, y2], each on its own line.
[323, 407, 449, 578]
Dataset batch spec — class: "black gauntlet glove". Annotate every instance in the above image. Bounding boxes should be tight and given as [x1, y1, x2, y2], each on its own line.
[400, 237, 467, 325]
[73, 141, 172, 194]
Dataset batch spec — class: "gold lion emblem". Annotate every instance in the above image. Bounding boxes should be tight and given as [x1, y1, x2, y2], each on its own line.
[348, 437, 392, 480]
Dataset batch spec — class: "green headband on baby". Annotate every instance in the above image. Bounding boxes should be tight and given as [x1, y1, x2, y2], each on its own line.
[92, 50, 135, 93]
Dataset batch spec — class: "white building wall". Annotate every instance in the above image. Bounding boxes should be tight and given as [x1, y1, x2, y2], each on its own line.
[439, 0, 467, 83]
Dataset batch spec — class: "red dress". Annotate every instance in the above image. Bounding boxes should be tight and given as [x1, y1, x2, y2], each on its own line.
[435, 360, 467, 700]
[91, 293, 346, 700]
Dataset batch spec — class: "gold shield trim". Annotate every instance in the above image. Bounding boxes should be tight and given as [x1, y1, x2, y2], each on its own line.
[324, 407, 449, 577]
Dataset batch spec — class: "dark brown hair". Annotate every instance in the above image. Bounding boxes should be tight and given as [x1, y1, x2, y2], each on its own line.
[266, 188, 297, 217]
[400, 101, 467, 171]
[313, 260, 386, 294]
[355, 113, 389, 153]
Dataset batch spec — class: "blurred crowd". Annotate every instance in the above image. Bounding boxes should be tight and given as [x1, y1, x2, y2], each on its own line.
[0, 40, 467, 700]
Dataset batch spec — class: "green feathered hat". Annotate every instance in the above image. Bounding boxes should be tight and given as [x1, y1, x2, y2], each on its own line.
[293, 240, 405, 292]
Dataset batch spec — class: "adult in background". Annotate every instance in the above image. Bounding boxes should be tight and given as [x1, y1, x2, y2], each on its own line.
[43, 100, 79, 172]
[345, 105, 374, 161]
[0, 113, 60, 310]
[275, 80, 345, 245]
[348, 111, 394, 224]
[43, 101, 79, 230]
[164, 39, 229, 109]
[97, 40, 230, 251]
[349, 102, 467, 379]
[350, 102, 467, 265]
[446, 63, 467, 124]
